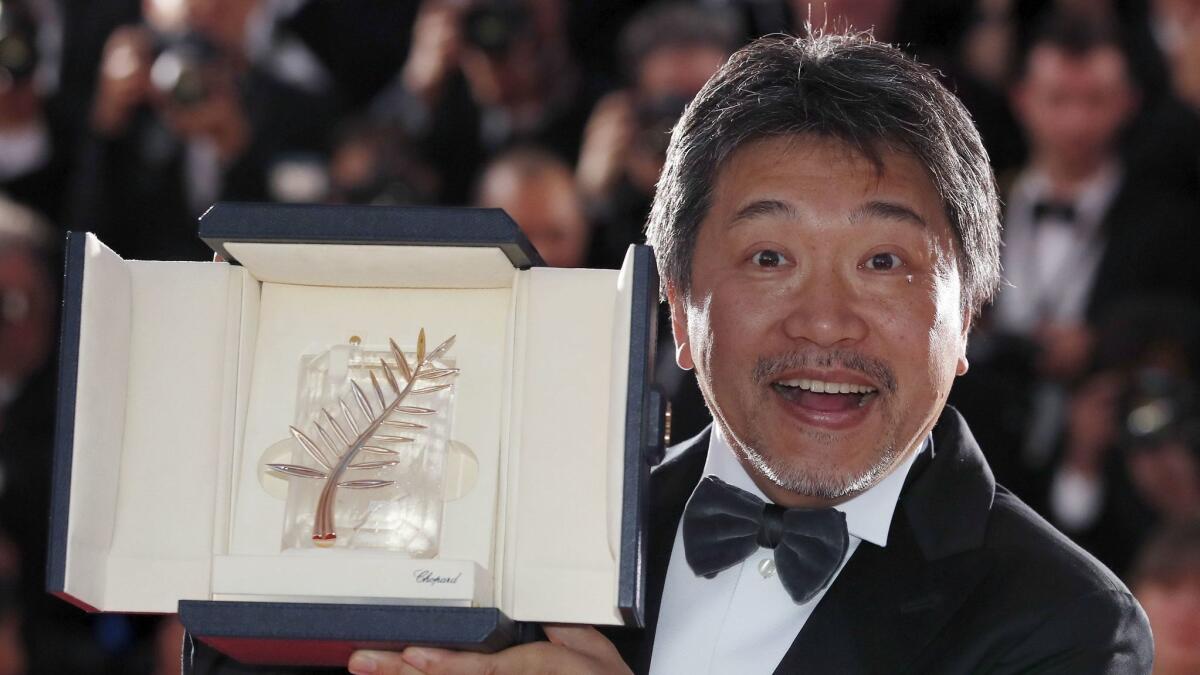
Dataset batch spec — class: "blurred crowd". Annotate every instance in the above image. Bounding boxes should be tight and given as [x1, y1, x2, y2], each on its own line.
[0, 0, 1199, 672]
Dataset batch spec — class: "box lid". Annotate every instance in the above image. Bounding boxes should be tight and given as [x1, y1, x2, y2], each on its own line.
[199, 203, 544, 270]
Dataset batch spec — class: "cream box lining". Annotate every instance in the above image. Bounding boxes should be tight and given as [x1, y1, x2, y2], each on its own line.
[60, 235, 635, 625]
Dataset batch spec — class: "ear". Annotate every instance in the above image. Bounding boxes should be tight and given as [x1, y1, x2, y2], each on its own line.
[666, 284, 695, 371]
[956, 307, 972, 377]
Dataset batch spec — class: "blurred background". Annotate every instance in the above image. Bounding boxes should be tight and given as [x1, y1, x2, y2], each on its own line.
[0, 0, 1199, 672]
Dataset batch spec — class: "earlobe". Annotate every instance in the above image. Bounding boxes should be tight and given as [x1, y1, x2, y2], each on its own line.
[666, 284, 695, 371]
[957, 308, 972, 376]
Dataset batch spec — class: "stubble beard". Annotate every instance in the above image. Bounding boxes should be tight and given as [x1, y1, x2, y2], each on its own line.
[733, 411, 902, 500]
[718, 349, 905, 500]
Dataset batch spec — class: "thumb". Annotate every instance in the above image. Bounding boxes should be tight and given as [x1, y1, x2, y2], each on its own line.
[543, 624, 624, 664]
[348, 649, 425, 675]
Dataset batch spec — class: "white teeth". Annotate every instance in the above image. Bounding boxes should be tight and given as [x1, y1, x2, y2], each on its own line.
[775, 378, 877, 394]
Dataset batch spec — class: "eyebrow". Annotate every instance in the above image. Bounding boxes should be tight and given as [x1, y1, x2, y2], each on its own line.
[850, 200, 928, 228]
[730, 199, 799, 225]
[728, 198, 930, 230]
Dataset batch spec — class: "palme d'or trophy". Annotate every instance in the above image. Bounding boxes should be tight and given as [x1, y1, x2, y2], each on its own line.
[267, 329, 458, 549]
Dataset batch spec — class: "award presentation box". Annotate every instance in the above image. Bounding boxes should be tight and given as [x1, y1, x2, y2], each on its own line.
[47, 203, 666, 666]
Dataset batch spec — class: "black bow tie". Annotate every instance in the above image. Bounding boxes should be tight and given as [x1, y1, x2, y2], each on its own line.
[682, 475, 849, 604]
[1031, 199, 1077, 223]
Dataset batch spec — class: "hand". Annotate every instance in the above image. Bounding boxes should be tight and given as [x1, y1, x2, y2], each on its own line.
[348, 624, 632, 675]
[92, 25, 154, 135]
[402, 0, 464, 107]
[157, 68, 250, 163]
[576, 90, 637, 201]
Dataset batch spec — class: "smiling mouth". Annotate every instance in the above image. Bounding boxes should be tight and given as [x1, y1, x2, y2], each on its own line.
[771, 377, 879, 412]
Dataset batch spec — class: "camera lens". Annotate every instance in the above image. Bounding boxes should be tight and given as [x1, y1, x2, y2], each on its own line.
[0, 2, 38, 83]
[1121, 370, 1200, 452]
[149, 33, 217, 106]
[463, 5, 530, 57]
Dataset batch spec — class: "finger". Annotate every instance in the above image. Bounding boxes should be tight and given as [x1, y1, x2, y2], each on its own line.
[399, 647, 493, 675]
[542, 624, 623, 664]
[401, 644, 555, 675]
[349, 649, 427, 675]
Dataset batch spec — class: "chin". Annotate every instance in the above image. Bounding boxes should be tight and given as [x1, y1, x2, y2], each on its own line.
[739, 430, 902, 501]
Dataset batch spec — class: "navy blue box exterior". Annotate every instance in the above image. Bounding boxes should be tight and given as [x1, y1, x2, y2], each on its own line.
[198, 203, 545, 269]
[46, 232, 87, 604]
[619, 245, 660, 628]
[180, 601, 520, 667]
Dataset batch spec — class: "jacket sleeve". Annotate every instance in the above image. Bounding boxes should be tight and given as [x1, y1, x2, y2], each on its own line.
[996, 588, 1153, 674]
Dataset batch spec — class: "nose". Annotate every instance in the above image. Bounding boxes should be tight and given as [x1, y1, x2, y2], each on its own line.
[779, 270, 869, 348]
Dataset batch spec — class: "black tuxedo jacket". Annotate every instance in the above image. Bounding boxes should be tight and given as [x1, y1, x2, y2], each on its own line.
[603, 408, 1153, 674]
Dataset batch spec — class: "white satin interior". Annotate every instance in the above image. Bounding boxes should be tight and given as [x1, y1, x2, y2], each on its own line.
[59, 235, 636, 626]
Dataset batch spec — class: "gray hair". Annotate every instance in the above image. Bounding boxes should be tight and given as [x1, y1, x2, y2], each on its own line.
[645, 32, 1002, 317]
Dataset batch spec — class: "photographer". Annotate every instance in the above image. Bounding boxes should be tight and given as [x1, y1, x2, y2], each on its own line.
[372, 0, 596, 204]
[575, 2, 741, 269]
[69, 0, 339, 261]
[1047, 349, 1200, 577]
[0, 0, 71, 224]
[1131, 518, 1200, 675]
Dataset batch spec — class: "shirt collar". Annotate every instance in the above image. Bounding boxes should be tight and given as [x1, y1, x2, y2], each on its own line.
[702, 424, 924, 548]
[1010, 162, 1123, 233]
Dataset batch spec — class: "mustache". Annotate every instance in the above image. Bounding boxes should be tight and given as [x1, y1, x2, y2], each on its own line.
[751, 350, 897, 394]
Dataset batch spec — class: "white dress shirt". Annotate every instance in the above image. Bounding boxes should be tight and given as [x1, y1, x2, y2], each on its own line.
[649, 426, 923, 675]
[993, 163, 1121, 334]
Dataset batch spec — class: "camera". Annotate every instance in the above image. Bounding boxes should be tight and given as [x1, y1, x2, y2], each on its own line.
[149, 31, 219, 106]
[0, 1, 38, 85]
[462, 1, 531, 57]
[635, 94, 690, 158]
[1119, 369, 1200, 454]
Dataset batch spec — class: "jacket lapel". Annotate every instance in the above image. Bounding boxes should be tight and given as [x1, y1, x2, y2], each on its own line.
[773, 408, 997, 674]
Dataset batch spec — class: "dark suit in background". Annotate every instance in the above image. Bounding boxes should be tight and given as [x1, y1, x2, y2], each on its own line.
[605, 407, 1152, 674]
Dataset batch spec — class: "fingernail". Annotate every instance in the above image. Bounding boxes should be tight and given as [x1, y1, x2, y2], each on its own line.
[402, 647, 437, 669]
[348, 652, 378, 674]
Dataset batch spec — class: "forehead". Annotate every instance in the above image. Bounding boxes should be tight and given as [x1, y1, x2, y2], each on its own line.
[483, 169, 584, 232]
[704, 135, 950, 231]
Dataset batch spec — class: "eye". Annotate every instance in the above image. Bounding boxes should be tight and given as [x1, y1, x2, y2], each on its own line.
[863, 252, 902, 271]
[750, 249, 789, 268]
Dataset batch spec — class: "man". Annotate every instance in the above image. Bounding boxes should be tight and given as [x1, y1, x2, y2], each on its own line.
[955, 15, 1200, 540]
[994, 15, 1195, 380]
[68, 0, 339, 261]
[350, 31, 1152, 675]
[1132, 518, 1200, 675]
[475, 146, 592, 268]
[375, 0, 598, 203]
[575, 1, 741, 269]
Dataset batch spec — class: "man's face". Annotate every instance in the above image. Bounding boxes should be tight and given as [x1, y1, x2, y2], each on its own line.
[480, 168, 589, 268]
[637, 44, 729, 103]
[1126, 440, 1200, 519]
[0, 247, 52, 387]
[1136, 574, 1200, 673]
[1012, 45, 1136, 173]
[669, 135, 969, 506]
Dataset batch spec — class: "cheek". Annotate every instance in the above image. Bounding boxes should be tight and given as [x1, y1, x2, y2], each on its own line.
[875, 273, 964, 391]
[687, 281, 777, 377]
